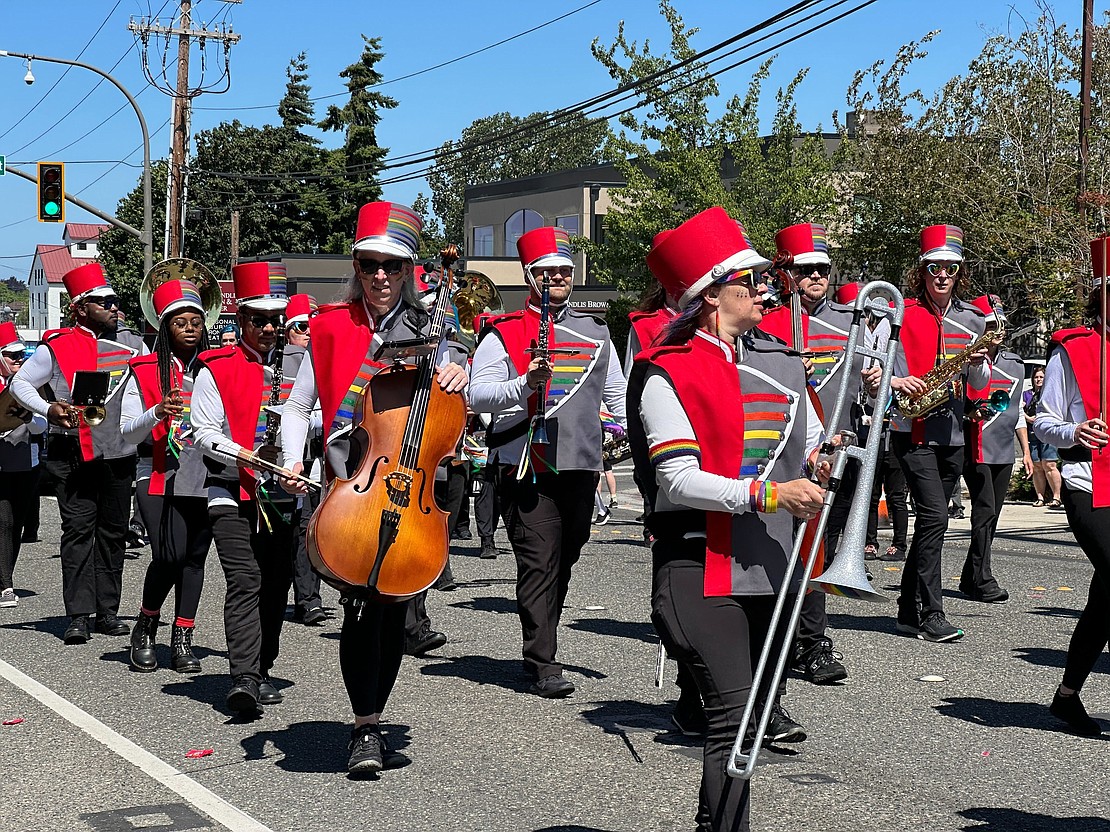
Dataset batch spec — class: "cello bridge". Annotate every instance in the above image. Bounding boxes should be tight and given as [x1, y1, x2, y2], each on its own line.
[383, 471, 413, 507]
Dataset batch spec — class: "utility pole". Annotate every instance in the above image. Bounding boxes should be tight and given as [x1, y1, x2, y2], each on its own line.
[230, 210, 240, 272]
[1077, 0, 1095, 302]
[129, 0, 241, 262]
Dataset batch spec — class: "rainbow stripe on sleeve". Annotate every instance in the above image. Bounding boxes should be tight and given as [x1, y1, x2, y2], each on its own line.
[649, 438, 701, 465]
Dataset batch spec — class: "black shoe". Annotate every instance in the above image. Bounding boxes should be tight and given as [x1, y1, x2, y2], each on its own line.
[125, 530, 149, 550]
[433, 565, 457, 592]
[347, 726, 383, 774]
[948, 508, 965, 520]
[878, 545, 906, 562]
[671, 697, 708, 736]
[918, 612, 964, 642]
[479, 537, 498, 559]
[1050, 689, 1103, 736]
[63, 615, 90, 645]
[795, 638, 848, 685]
[259, 677, 283, 705]
[895, 609, 921, 636]
[379, 732, 412, 770]
[405, 626, 447, 657]
[94, 613, 130, 637]
[226, 676, 260, 714]
[765, 703, 806, 743]
[170, 624, 201, 674]
[531, 674, 575, 698]
[962, 585, 1009, 604]
[451, 527, 472, 541]
[302, 606, 327, 626]
[129, 612, 159, 672]
[20, 533, 39, 544]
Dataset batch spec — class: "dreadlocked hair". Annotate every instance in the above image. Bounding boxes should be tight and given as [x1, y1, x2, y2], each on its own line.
[153, 315, 210, 396]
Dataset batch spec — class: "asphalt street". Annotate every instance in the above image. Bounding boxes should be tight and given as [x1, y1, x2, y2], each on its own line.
[1, 465, 1109, 832]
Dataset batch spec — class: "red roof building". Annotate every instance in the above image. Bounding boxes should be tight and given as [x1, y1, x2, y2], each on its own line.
[27, 223, 110, 333]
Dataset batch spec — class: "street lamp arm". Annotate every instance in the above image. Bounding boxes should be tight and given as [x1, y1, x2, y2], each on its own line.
[4, 165, 143, 239]
[0, 49, 153, 274]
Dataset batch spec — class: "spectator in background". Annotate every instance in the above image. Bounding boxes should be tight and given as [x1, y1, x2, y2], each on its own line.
[1025, 365, 1063, 509]
[219, 325, 239, 348]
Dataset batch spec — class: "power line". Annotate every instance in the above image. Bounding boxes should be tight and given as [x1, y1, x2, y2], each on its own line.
[192, 0, 609, 113]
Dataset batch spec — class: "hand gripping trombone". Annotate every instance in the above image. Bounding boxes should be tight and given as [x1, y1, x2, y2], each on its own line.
[727, 280, 905, 780]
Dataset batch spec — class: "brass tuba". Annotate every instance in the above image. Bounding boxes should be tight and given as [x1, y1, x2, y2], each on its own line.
[139, 258, 223, 330]
[452, 270, 503, 352]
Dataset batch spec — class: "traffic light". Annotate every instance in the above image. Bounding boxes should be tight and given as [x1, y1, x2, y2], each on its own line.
[37, 162, 65, 223]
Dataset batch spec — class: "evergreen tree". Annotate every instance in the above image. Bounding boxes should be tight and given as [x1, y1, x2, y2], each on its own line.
[277, 52, 316, 136]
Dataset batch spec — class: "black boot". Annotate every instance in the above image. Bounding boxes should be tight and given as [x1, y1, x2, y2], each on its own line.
[171, 624, 201, 674]
[479, 536, 497, 559]
[130, 612, 159, 672]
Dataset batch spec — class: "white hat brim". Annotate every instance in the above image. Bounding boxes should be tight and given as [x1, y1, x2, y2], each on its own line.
[158, 298, 204, 322]
[920, 247, 964, 263]
[352, 237, 416, 261]
[239, 298, 288, 313]
[791, 251, 831, 267]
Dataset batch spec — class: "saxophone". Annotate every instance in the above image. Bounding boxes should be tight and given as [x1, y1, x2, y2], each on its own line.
[894, 326, 1004, 419]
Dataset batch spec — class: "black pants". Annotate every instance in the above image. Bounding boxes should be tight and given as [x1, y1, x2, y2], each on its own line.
[45, 444, 136, 618]
[209, 497, 296, 682]
[292, 486, 322, 611]
[867, 432, 909, 550]
[651, 543, 791, 832]
[961, 462, 1011, 594]
[340, 599, 408, 717]
[23, 464, 42, 541]
[498, 467, 598, 679]
[0, 470, 36, 591]
[405, 467, 468, 640]
[474, 464, 501, 539]
[453, 467, 472, 532]
[135, 480, 212, 623]
[893, 435, 963, 618]
[1060, 484, 1110, 692]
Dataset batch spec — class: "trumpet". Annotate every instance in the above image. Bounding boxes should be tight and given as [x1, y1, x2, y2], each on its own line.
[62, 402, 106, 427]
[728, 280, 905, 781]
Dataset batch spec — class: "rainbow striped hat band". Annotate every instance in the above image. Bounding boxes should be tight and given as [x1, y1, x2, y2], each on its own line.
[232, 261, 288, 312]
[920, 225, 964, 263]
[353, 201, 421, 261]
[775, 223, 830, 266]
[152, 279, 205, 322]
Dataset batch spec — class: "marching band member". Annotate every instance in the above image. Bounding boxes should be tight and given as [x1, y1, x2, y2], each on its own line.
[10, 263, 145, 644]
[0, 323, 46, 609]
[960, 295, 1029, 603]
[1035, 235, 1110, 736]
[889, 225, 990, 643]
[758, 222, 861, 685]
[469, 226, 627, 698]
[120, 280, 214, 672]
[280, 201, 468, 773]
[191, 261, 299, 714]
[283, 293, 328, 626]
[627, 207, 827, 832]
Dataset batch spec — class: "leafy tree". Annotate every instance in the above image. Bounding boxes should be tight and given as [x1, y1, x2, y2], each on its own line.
[98, 159, 169, 317]
[583, 0, 837, 296]
[427, 111, 608, 248]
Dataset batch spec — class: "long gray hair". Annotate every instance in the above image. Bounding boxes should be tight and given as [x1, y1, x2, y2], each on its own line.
[341, 262, 422, 308]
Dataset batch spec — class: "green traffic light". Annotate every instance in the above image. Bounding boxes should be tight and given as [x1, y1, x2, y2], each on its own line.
[44, 201, 60, 216]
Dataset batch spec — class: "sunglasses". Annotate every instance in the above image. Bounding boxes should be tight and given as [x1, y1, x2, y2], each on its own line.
[246, 314, 284, 329]
[169, 317, 204, 330]
[791, 264, 832, 278]
[530, 266, 574, 279]
[87, 295, 121, 308]
[1, 351, 24, 361]
[288, 321, 309, 334]
[357, 258, 405, 276]
[926, 262, 961, 277]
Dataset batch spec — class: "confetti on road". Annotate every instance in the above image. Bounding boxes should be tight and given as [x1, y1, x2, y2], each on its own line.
[918, 675, 946, 683]
[1032, 586, 1047, 591]
[1058, 587, 1074, 592]
[2, 718, 24, 726]
[982, 751, 991, 757]
[583, 605, 606, 611]
[185, 748, 214, 759]
[884, 566, 900, 572]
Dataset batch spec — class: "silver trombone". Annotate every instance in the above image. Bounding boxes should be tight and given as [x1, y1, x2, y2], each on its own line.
[727, 280, 905, 781]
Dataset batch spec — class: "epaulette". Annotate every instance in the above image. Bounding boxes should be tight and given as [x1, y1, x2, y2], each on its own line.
[129, 352, 159, 368]
[635, 343, 692, 365]
[1051, 326, 1093, 346]
[628, 309, 658, 323]
[956, 297, 986, 318]
[486, 310, 524, 326]
[745, 336, 793, 355]
[197, 345, 237, 364]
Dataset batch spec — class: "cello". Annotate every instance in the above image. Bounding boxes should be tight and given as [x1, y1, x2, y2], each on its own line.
[307, 245, 467, 601]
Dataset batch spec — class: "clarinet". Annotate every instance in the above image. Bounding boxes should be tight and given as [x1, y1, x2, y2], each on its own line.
[260, 326, 285, 461]
[530, 271, 552, 446]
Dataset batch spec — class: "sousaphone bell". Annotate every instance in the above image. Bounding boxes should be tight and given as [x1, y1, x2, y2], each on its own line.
[139, 257, 223, 330]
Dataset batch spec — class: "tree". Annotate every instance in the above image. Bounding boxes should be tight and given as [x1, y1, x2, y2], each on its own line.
[98, 159, 169, 318]
[277, 52, 315, 135]
[427, 111, 608, 247]
[582, 0, 838, 297]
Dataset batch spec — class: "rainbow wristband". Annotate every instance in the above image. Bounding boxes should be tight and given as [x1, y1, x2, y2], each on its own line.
[749, 480, 760, 512]
[764, 482, 779, 514]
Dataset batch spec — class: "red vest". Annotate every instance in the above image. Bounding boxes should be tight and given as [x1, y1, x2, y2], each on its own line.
[308, 302, 384, 441]
[44, 327, 101, 461]
[1054, 327, 1110, 507]
[628, 308, 675, 353]
[642, 335, 746, 596]
[129, 354, 183, 496]
[198, 345, 266, 499]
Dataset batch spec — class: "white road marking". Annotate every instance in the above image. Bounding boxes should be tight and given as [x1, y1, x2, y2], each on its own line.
[0, 658, 274, 832]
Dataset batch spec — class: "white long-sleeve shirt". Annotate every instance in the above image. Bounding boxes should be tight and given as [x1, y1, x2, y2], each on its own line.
[1033, 348, 1090, 493]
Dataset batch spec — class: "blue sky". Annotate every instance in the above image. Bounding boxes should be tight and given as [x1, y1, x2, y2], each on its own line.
[0, 0, 1088, 283]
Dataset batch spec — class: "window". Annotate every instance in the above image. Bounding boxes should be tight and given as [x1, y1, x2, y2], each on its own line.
[472, 225, 493, 257]
[556, 215, 579, 237]
[76, 242, 87, 251]
[505, 209, 545, 256]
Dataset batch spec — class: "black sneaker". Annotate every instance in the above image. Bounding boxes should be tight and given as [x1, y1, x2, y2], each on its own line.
[531, 674, 575, 698]
[303, 606, 327, 625]
[347, 726, 383, 774]
[378, 732, 412, 770]
[479, 537, 498, 559]
[796, 638, 848, 685]
[671, 696, 708, 736]
[765, 702, 806, 743]
[918, 612, 963, 642]
[895, 609, 921, 636]
[94, 613, 130, 636]
[405, 626, 447, 657]
[1050, 689, 1103, 736]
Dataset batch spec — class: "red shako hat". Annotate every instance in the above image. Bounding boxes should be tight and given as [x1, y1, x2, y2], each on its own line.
[835, 282, 860, 305]
[152, 279, 205, 322]
[285, 293, 318, 326]
[517, 226, 574, 271]
[775, 223, 831, 267]
[62, 262, 113, 303]
[646, 207, 771, 308]
[0, 321, 23, 352]
[970, 294, 1005, 324]
[1091, 235, 1110, 287]
[352, 201, 421, 261]
[920, 225, 964, 263]
[232, 262, 288, 312]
